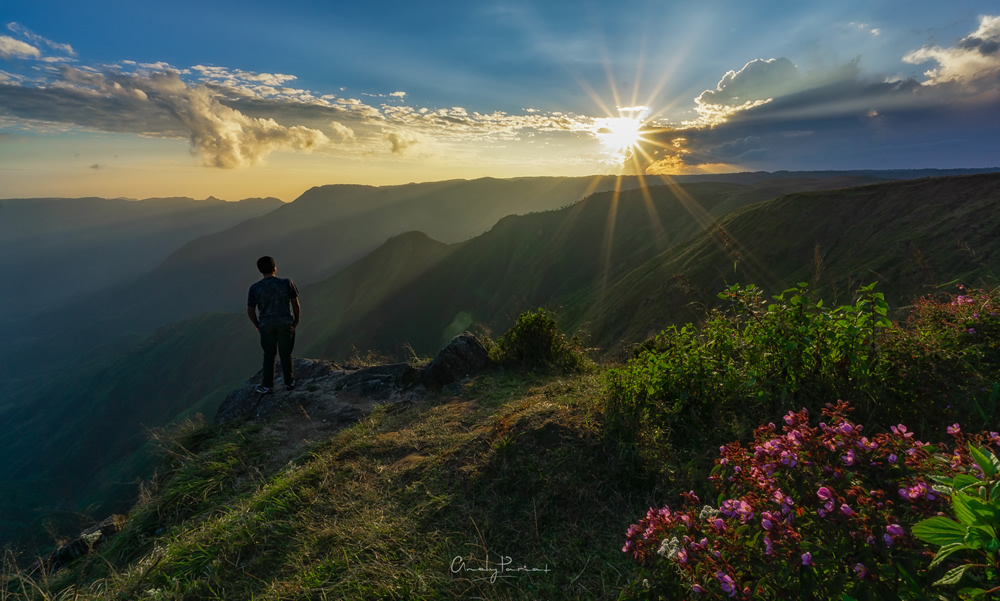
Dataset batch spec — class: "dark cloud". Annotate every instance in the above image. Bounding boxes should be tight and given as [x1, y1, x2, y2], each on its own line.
[638, 53, 1000, 174]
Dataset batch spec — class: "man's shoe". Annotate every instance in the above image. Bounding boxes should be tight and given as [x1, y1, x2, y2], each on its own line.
[286, 380, 296, 391]
[254, 385, 273, 394]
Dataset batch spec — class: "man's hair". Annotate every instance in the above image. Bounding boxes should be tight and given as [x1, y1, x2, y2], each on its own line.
[256, 256, 276, 274]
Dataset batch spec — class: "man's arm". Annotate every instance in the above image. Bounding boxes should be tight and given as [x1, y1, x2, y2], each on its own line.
[291, 297, 301, 327]
[247, 306, 259, 329]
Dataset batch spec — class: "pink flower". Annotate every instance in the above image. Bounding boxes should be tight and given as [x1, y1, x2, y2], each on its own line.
[840, 504, 855, 516]
[853, 563, 868, 578]
[887, 524, 904, 537]
[947, 423, 961, 435]
[842, 450, 856, 466]
[891, 424, 913, 439]
[692, 584, 704, 594]
[817, 486, 833, 500]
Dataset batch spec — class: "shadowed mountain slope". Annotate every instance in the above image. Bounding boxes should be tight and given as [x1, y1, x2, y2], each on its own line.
[582, 172, 1000, 346]
[299, 176, 936, 358]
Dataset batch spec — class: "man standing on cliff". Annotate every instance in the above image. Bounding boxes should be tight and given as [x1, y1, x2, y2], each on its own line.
[247, 256, 301, 394]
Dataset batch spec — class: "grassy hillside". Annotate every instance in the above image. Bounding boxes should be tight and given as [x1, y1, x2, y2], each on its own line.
[7, 280, 998, 600]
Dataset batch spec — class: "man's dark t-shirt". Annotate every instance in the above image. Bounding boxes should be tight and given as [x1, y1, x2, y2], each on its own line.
[248, 277, 299, 327]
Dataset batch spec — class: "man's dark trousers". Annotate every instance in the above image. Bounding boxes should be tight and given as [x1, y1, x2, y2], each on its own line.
[259, 324, 295, 387]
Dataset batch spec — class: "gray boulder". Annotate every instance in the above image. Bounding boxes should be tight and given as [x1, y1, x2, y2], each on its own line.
[422, 332, 492, 388]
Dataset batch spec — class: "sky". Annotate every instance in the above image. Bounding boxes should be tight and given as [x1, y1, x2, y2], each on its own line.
[1, 0, 999, 201]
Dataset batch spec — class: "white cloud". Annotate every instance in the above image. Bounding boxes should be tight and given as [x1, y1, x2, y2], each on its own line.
[693, 58, 801, 124]
[849, 22, 880, 37]
[904, 15, 1000, 86]
[0, 35, 40, 59]
[6, 23, 75, 56]
[389, 91, 406, 98]
[329, 120, 356, 141]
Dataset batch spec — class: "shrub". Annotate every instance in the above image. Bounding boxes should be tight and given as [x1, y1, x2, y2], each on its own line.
[620, 402, 1000, 600]
[604, 284, 1000, 492]
[492, 307, 588, 372]
[912, 437, 1000, 596]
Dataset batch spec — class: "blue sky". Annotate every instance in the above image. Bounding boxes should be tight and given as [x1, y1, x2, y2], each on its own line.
[1, 0, 998, 200]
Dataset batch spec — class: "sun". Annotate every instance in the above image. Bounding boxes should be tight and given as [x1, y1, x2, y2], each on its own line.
[593, 108, 649, 164]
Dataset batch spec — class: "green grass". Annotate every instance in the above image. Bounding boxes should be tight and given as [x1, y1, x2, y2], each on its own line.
[6, 368, 657, 600]
[6, 280, 999, 600]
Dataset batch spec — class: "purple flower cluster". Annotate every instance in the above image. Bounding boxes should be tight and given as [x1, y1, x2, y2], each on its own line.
[622, 401, 1000, 598]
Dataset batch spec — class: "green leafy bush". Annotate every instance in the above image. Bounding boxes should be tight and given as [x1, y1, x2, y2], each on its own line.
[604, 284, 1000, 491]
[913, 439, 1000, 597]
[492, 307, 588, 372]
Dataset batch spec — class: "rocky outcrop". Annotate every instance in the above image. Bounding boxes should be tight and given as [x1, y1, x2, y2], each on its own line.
[28, 515, 127, 576]
[214, 332, 492, 425]
[421, 332, 491, 388]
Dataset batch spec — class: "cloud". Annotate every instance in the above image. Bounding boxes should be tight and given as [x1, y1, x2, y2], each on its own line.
[692, 58, 807, 125]
[329, 120, 355, 141]
[632, 16, 1000, 176]
[0, 35, 40, 59]
[385, 131, 418, 154]
[389, 91, 406, 98]
[5, 23, 74, 56]
[0, 66, 329, 168]
[849, 22, 881, 37]
[903, 15, 1000, 86]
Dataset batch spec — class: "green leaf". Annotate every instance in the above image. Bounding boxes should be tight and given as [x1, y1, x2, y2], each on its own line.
[964, 526, 995, 550]
[953, 492, 978, 526]
[968, 445, 999, 479]
[928, 542, 973, 568]
[933, 564, 971, 587]
[953, 474, 983, 491]
[956, 588, 987, 598]
[913, 516, 968, 545]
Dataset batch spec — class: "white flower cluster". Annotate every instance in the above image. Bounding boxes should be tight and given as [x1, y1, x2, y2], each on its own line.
[657, 536, 681, 558]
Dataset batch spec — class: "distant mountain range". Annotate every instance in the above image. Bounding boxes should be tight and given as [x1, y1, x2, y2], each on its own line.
[0, 196, 282, 323]
[2, 168, 998, 554]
